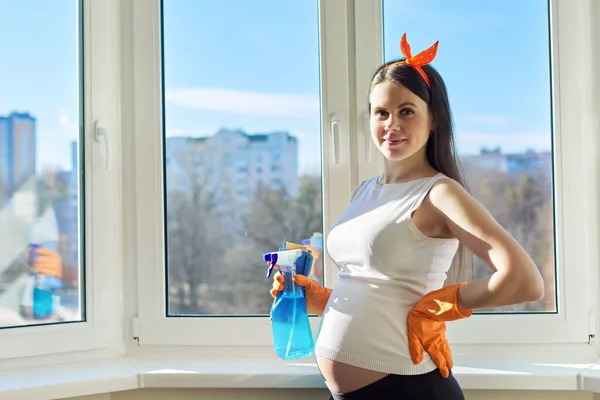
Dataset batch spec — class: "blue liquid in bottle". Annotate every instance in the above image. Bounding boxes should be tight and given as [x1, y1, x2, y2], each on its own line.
[29, 241, 62, 319]
[270, 265, 314, 360]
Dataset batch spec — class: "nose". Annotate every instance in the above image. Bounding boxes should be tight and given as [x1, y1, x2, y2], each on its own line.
[384, 114, 401, 132]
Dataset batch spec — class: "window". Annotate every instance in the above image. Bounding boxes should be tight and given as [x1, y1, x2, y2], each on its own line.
[135, 0, 595, 349]
[0, 2, 83, 331]
[161, 0, 324, 317]
[0, 0, 595, 375]
[0, 0, 123, 359]
[135, 0, 353, 345]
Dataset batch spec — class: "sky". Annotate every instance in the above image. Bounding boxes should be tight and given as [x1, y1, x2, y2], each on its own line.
[0, 0, 552, 176]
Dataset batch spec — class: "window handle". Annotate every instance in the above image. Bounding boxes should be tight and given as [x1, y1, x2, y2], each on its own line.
[93, 120, 108, 170]
[331, 117, 341, 164]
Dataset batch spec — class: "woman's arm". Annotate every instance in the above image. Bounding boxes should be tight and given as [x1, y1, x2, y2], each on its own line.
[429, 178, 545, 310]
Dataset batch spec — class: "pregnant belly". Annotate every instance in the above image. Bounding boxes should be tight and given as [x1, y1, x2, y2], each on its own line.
[317, 356, 389, 394]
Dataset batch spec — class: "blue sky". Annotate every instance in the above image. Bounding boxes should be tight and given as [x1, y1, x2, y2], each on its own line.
[0, 0, 551, 175]
[0, 1, 79, 173]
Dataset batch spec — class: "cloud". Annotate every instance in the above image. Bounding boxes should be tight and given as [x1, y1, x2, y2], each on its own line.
[461, 114, 509, 124]
[165, 127, 221, 138]
[58, 106, 77, 131]
[36, 128, 76, 172]
[456, 130, 551, 155]
[165, 87, 320, 119]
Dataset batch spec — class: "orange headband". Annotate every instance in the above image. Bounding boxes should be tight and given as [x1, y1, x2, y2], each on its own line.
[387, 33, 439, 89]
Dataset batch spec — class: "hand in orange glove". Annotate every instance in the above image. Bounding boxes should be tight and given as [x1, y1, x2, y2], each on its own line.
[408, 283, 473, 378]
[269, 262, 332, 316]
[30, 248, 63, 279]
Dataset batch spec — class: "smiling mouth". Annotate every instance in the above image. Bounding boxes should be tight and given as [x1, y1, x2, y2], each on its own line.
[385, 139, 407, 146]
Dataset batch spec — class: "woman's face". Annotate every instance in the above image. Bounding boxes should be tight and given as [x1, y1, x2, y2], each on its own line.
[369, 81, 433, 162]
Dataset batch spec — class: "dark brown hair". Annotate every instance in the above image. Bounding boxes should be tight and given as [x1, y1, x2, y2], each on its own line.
[369, 59, 473, 284]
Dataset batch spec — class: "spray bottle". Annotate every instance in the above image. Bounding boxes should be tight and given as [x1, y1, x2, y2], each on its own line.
[29, 210, 63, 319]
[264, 242, 315, 360]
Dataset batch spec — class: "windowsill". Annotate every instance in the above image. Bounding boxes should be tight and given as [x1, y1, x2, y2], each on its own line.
[3, 353, 600, 399]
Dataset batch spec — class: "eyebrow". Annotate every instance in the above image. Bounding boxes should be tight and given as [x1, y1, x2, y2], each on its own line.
[396, 102, 418, 108]
[369, 101, 419, 112]
[371, 101, 418, 110]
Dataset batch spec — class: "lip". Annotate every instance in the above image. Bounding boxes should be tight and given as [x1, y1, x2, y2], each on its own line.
[384, 138, 407, 147]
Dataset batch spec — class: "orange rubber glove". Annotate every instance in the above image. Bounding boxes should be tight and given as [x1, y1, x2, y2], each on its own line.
[407, 283, 473, 378]
[269, 263, 332, 316]
[31, 248, 63, 279]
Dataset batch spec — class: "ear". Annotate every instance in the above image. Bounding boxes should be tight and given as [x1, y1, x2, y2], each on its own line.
[430, 114, 438, 134]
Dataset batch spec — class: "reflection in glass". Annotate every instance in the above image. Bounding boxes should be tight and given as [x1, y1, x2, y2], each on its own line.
[0, 1, 84, 328]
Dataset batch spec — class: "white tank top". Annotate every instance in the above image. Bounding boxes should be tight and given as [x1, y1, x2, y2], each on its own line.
[314, 173, 459, 375]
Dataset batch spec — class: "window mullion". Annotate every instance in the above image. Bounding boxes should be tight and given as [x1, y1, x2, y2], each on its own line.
[353, 0, 384, 184]
[320, 0, 355, 288]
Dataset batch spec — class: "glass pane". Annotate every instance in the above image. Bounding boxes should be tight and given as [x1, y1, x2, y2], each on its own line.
[0, 1, 84, 327]
[383, 0, 555, 313]
[162, 0, 323, 316]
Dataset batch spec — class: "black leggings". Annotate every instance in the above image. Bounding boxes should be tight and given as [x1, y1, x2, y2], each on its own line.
[328, 369, 464, 400]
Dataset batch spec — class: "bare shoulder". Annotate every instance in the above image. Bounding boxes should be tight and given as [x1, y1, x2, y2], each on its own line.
[428, 177, 473, 210]
[427, 177, 523, 268]
[427, 177, 494, 229]
[410, 177, 466, 239]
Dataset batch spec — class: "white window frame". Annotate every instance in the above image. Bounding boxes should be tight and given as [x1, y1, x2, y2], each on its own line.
[132, 0, 600, 352]
[0, 0, 124, 361]
[354, 0, 599, 347]
[132, 0, 353, 346]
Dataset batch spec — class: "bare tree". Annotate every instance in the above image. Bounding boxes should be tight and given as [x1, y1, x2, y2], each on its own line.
[166, 145, 228, 315]
[199, 174, 326, 315]
[464, 165, 554, 312]
[240, 176, 323, 250]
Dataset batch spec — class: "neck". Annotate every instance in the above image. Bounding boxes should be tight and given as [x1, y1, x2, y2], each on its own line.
[380, 151, 435, 184]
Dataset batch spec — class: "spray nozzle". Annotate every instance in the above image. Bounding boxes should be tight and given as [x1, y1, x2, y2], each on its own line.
[264, 249, 306, 278]
[264, 252, 279, 278]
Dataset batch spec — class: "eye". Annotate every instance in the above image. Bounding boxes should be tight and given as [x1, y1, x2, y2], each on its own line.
[400, 108, 415, 116]
[374, 109, 388, 117]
